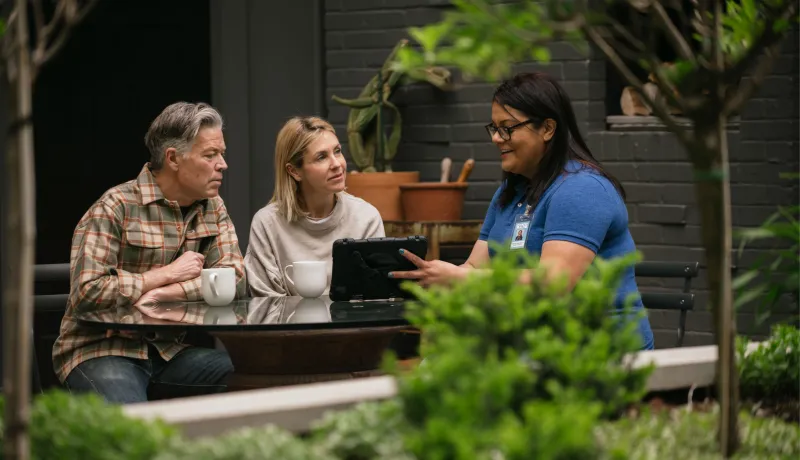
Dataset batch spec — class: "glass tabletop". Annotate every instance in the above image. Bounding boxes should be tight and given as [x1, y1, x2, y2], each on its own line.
[75, 296, 411, 331]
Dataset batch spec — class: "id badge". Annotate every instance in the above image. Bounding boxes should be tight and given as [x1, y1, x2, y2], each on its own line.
[509, 205, 533, 250]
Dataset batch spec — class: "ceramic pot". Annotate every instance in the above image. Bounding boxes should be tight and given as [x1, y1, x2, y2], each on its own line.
[399, 182, 469, 221]
[345, 171, 420, 221]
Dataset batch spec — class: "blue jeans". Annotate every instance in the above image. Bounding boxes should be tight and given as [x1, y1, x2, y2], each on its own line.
[64, 345, 233, 404]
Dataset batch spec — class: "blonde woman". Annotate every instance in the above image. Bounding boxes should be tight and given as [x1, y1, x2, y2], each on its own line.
[245, 116, 384, 296]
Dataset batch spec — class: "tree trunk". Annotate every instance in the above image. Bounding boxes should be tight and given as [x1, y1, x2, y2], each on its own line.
[3, 0, 37, 458]
[692, 118, 740, 457]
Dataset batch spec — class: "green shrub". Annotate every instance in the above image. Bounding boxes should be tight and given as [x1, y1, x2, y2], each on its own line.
[737, 324, 800, 403]
[397, 336, 602, 459]
[378, 247, 653, 459]
[734, 203, 799, 323]
[308, 400, 411, 460]
[0, 390, 176, 460]
[155, 424, 331, 460]
[596, 406, 800, 459]
[401, 246, 652, 417]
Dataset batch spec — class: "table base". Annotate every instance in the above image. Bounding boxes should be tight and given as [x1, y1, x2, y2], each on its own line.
[225, 369, 385, 391]
[211, 326, 409, 390]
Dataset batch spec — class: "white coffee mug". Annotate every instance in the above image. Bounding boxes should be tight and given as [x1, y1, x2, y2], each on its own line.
[284, 261, 327, 298]
[201, 267, 236, 307]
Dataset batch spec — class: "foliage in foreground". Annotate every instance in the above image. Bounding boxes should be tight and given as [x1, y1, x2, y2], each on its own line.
[401, 246, 652, 418]
[597, 406, 800, 460]
[155, 399, 799, 460]
[737, 323, 800, 404]
[308, 399, 412, 460]
[734, 200, 800, 321]
[154, 425, 332, 460]
[0, 391, 176, 460]
[382, 247, 651, 458]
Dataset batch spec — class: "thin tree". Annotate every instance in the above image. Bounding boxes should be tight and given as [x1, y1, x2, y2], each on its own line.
[393, 0, 798, 456]
[0, 0, 95, 458]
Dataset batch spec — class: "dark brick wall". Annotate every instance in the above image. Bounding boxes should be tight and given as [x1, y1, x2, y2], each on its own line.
[323, 0, 799, 347]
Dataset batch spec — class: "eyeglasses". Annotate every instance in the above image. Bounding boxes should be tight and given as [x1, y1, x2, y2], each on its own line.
[484, 119, 535, 141]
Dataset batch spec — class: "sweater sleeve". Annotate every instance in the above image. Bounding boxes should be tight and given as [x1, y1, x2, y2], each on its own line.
[244, 211, 289, 297]
[363, 204, 385, 238]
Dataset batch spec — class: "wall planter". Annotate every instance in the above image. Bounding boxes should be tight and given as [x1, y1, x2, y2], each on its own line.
[345, 171, 419, 221]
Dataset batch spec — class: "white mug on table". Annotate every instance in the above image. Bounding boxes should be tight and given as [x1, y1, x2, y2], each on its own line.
[201, 267, 236, 307]
[284, 261, 327, 298]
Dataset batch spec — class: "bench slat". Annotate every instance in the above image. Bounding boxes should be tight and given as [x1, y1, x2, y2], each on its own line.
[34, 263, 71, 283]
[35, 294, 69, 312]
[641, 292, 694, 311]
[636, 261, 700, 279]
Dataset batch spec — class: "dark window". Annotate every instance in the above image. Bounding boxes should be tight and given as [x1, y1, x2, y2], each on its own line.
[604, 0, 699, 117]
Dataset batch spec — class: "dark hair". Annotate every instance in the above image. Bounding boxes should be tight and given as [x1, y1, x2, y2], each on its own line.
[493, 72, 625, 208]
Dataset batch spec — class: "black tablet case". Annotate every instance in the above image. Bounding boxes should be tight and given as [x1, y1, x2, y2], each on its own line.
[329, 236, 428, 301]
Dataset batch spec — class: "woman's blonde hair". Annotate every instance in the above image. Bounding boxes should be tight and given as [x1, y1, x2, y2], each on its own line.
[270, 116, 339, 221]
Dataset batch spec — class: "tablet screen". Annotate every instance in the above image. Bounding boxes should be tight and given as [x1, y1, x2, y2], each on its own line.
[329, 236, 428, 301]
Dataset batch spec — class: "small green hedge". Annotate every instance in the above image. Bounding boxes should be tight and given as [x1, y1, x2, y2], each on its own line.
[737, 323, 800, 404]
[597, 406, 800, 460]
[4, 393, 798, 460]
[0, 391, 176, 460]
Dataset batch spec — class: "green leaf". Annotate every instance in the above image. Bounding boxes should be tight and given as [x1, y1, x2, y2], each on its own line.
[531, 46, 551, 62]
[408, 22, 452, 53]
[733, 282, 767, 309]
[732, 270, 759, 290]
[774, 17, 791, 33]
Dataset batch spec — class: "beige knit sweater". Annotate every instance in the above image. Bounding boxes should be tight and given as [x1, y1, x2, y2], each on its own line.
[244, 193, 384, 297]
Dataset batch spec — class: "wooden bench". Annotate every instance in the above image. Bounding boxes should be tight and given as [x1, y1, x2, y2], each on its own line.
[635, 261, 700, 347]
[33, 263, 71, 392]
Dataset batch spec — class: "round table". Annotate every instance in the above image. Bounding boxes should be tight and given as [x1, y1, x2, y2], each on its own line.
[75, 296, 416, 390]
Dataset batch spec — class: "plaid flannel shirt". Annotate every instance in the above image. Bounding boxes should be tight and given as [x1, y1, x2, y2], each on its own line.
[53, 164, 246, 383]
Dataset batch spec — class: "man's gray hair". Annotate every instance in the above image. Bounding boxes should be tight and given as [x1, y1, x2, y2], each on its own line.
[144, 102, 224, 170]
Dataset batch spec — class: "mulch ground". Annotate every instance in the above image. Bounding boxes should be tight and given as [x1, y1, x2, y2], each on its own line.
[627, 386, 799, 424]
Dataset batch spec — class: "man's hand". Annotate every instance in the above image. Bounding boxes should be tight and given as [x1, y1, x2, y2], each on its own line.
[165, 251, 205, 283]
[141, 251, 205, 294]
[388, 249, 469, 287]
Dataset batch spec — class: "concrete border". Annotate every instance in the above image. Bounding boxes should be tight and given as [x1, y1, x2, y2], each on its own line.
[122, 342, 763, 437]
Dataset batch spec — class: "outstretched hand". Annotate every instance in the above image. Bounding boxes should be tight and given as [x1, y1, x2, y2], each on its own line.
[388, 248, 468, 287]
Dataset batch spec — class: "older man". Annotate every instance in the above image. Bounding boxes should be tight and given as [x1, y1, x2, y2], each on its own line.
[53, 102, 247, 404]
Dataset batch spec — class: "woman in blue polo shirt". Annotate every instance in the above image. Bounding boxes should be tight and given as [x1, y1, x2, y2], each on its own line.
[390, 72, 654, 350]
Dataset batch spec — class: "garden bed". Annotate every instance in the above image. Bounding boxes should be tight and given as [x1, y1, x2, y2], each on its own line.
[638, 386, 799, 425]
[6, 250, 798, 459]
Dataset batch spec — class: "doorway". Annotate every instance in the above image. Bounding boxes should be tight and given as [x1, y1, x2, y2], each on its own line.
[32, 0, 212, 264]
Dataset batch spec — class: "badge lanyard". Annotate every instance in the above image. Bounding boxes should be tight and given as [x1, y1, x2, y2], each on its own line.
[509, 203, 533, 250]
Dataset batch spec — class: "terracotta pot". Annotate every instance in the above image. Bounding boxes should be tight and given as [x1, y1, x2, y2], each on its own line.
[345, 171, 420, 221]
[400, 182, 469, 221]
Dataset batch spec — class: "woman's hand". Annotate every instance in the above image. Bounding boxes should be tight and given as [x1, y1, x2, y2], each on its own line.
[389, 249, 469, 287]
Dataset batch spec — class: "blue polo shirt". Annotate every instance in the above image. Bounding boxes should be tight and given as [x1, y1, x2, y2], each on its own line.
[479, 161, 654, 350]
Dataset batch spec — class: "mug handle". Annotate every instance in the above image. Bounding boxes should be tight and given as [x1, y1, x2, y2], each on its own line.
[284, 264, 295, 286]
[209, 272, 219, 297]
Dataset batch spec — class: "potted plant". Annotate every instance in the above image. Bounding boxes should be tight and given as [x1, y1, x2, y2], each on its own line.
[331, 39, 453, 221]
[399, 156, 474, 222]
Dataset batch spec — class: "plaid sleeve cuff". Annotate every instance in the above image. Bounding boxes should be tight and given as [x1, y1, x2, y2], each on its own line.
[116, 270, 144, 304]
[179, 277, 203, 301]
